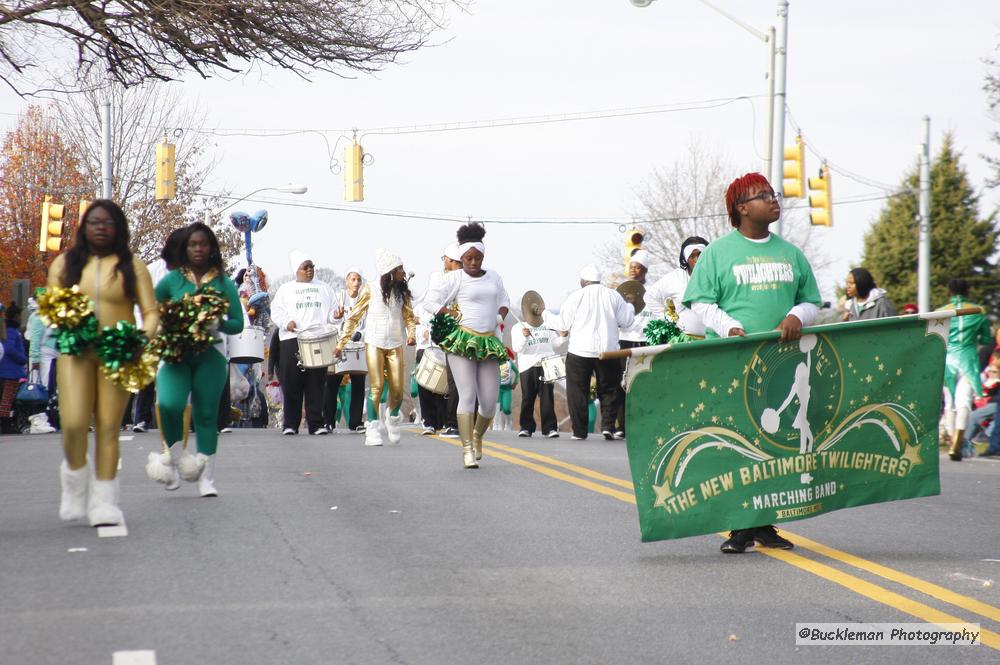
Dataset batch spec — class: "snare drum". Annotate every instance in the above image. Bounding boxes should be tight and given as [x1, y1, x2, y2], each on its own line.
[227, 325, 266, 364]
[297, 327, 339, 368]
[332, 343, 367, 375]
[415, 348, 448, 395]
[540, 354, 566, 383]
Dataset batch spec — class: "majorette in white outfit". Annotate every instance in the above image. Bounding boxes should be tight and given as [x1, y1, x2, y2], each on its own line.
[423, 223, 511, 468]
[335, 249, 417, 446]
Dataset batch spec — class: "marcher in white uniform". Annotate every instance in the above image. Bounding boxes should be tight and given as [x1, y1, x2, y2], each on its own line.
[511, 293, 560, 438]
[645, 236, 710, 337]
[270, 250, 337, 435]
[327, 267, 368, 432]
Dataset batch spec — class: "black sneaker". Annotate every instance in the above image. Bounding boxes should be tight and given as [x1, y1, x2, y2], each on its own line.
[720, 528, 757, 554]
[753, 525, 793, 549]
[441, 427, 460, 439]
[602, 430, 614, 441]
[517, 430, 531, 438]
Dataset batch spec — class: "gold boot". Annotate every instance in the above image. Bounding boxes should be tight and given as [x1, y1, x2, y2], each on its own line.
[457, 413, 478, 469]
[473, 413, 494, 461]
[949, 429, 965, 461]
[157, 404, 192, 453]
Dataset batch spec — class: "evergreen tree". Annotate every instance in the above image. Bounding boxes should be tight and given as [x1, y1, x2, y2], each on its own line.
[861, 134, 999, 311]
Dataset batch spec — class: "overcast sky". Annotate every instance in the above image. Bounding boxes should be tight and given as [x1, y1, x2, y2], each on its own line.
[4, 0, 1000, 311]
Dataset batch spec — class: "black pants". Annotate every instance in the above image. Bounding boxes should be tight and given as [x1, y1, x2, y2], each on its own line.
[565, 352, 622, 438]
[615, 340, 646, 435]
[324, 372, 366, 429]
[519, 365, 557, 435]
[217, 365, 232, 429]
[415, 350, 447, 429]
[133, 381, 155, 428]
[279, 338, 327, 433]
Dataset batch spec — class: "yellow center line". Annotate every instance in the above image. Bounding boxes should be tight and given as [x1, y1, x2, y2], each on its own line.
[463, 435, 1000, 640]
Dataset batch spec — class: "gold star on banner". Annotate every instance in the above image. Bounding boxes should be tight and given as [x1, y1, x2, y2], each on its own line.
[731, 378, 740, 389]
[727, 388, 734, 395]
[727, 415, 734, 422]
[901, 444, 923, 467]
[697, 402, 705, 411]
[907, 402, 917, 411]
[878, 363, 885, 371]
[875, 355, 880, 362]
[839, 483, 846, 491]
[865, 374, 873, 383]
[711, 415, 719, 423]
[848, 362, 853, 369]
[699, 379, 708, 389]
[849, 399, 855, 406]
[711, 386, 718, 394]
[652, 483, 673, 508]
[896, 368, 903, 376]
[656, 436, 666, 447]
[862, 395, 870, 403]
[741, 501, 749, 509]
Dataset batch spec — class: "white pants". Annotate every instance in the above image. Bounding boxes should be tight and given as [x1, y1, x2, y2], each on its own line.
[446, 355, 499, 418]
[942, 374, 974, 435]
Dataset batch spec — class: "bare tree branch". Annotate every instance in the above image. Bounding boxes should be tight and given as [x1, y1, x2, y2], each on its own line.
[0, 0, 462, 94]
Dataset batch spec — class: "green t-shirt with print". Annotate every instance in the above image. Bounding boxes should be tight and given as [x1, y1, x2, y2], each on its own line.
[682, 230, 821, 337]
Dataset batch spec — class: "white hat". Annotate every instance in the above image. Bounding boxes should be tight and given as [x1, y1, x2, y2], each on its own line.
[630, 249, 650, 268]
[289, 249, 312, 274]
[579, 263, 602, 283]
[375, 248, 403, 276]
[444, 243, 462, 261]
[344, 266, 363, 280]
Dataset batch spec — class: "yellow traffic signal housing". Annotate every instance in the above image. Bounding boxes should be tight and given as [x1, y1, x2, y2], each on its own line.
[39, 196, 66, 252]
[782, 135, 806, 199]
[809, 165, 832, 227]
[345, 141, 364, 202]
[155, 137, 176, 200]
[624, 227, 644, 272]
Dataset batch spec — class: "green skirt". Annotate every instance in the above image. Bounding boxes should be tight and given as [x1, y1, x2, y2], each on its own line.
[440, 326, 507, 361]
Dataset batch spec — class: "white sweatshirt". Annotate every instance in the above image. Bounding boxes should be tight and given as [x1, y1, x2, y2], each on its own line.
[511, 321, 558, 371]
[271, 279, 337, 341]
[423, 269, 511, 334]
[645, 268, 707, 337]
[556, 284, 635, 358]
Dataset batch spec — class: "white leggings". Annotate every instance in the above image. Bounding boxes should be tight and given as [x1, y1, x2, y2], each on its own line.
[942, 374, 974, 435]
[447, 355, 500, 417]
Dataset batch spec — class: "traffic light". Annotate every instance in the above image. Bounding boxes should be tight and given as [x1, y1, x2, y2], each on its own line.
[624, 227, 644, 272]
[345, 140, 364, 202]
[155, 136, 176, 200]
[782, 135, 806, 199]
[39, 196, 66, 252]
[808, 165, 832, 226]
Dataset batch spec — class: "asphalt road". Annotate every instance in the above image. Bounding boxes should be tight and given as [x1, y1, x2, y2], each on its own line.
[1, 426, 998, 665]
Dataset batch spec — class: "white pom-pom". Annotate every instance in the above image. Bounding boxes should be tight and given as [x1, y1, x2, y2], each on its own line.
[145, 452, 176, 483]
[177, 452, 208, 482]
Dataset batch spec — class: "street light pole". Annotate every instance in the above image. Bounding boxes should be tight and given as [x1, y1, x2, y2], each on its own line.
[917, 117, 931, 313]
[203, 184, 309, 225]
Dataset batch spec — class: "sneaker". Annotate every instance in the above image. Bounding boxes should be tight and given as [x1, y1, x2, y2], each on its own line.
[282, 428, 297, 436]
[441, 427, 460, 439]
[517, 430, 531, 438]
[421, 425, 436, 436]
[571, 435, 586, 440]
[614, 431, 625, 440]
[602, 430, 614, 441]
[219, 426, 233, 434]
[720, 528, 757, 554]
[311, 426, 330, 435]
[546, 431, 560, 439]
[133, 421, 147, 433]
[753, 525, 793, 549]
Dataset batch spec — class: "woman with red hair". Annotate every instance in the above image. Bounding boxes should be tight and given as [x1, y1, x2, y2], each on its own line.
[683, 172, 823, 554]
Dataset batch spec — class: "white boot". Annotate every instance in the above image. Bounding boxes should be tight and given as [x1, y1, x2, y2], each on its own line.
[385, 411, 404, 444]
[59, 461, 89, 521]
[198, 455, 218, 497]
[30, 413, 57, 434]
[145, 441, 181, 490]
[364, 420, 383, 446]
[177, 451, 209, 482]
[88, 477, 123, 527]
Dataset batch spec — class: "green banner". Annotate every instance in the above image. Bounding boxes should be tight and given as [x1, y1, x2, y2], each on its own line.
[625, 315, 946, 542]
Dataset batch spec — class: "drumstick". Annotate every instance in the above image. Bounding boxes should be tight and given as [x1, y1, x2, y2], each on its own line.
[506, 309, 535, 338]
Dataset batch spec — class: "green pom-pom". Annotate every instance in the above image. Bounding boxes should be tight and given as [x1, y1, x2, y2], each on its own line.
[645, 318, 691, 346]
[55, 314, 99, 355]
[430, 312, 459, 344]
[96, 321, 146, 370]
[154, 286, 230, 363]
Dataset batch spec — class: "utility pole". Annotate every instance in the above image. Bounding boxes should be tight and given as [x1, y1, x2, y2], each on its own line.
[917, 116, 931, 313]
[101, 101, 112, 199]
[772, 0, 789, 236]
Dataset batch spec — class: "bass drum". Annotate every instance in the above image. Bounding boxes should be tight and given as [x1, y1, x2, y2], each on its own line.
[415, 347, 448, 395]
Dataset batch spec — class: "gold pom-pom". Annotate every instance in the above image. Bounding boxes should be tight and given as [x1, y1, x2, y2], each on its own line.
[100, 346, 161, 393]
[37, 285, 94, 330]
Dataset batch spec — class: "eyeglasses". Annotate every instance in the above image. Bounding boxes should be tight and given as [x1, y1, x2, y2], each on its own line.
[739, 191, 782, 204]
[85, 218, 115, 227]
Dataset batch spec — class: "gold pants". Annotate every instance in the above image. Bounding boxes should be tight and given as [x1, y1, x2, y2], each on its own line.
[365, 345, 405, 413]
[56, 352, 131, 480]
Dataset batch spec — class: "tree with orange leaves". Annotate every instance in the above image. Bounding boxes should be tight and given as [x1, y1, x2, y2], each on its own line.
[0, 105, 89, 301]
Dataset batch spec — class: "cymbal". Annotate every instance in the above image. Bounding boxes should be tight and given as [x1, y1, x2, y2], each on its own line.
[616, 280, 646, 314]
[521, 290, 545, 326]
